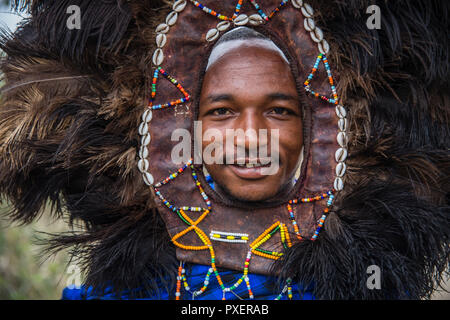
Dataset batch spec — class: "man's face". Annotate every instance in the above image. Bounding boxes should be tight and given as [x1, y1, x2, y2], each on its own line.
[198, 44, 303, 202]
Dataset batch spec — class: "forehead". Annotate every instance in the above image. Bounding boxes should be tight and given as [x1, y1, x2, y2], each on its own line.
[202, 45, 296, 94]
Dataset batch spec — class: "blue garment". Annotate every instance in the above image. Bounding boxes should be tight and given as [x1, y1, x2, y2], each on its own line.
[62, 263, 314, 300]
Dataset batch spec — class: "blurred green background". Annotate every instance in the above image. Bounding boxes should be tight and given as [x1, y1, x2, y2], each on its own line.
[0, 202, 72, 299]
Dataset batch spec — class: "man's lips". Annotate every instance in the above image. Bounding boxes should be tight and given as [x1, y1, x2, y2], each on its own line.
[225, 159, 274, 180]
[227, 164, 269, 180]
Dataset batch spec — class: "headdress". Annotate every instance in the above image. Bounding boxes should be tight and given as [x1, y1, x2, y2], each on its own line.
[138, 0, 346, 299]
[0, 0, 448, 299]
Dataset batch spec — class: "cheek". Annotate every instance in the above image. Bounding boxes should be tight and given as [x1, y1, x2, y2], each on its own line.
[278, 123, 303, 163]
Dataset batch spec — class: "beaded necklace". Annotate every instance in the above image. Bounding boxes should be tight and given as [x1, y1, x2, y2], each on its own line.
[190, 0, 289, 22]
[154, 160, 334, 300]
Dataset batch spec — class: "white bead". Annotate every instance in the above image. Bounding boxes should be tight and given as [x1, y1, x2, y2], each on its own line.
[143, 172, 154, 186]
[292, 0, 303, 9]
[234, 14, 248, 26]
[152, 48, 164, 66]
[338, 118, 348, 131]
[155, 23, 169, 34]
[139, 146, 149, 159]
[141, 133, 151, 146]
[142, 109, 153, 123]
[248, 14, 264, 26]
[335, 147, 348, 162]
[138, 121, 148, 135]
[304, 17, 315, 31]
[337, 132, 348, 147]
[302, 3, 314, 17]
[206, 28, 219, 42]
[334, 177, 344, 191]
[156, 33, 167, 48]
[335, 105, 347, 118]
[138, 158, 149, 172]
[335, 162, 346, 177]
[204, 280, 209, 285]
[172, 0, 187, 13]
[166, 11, 178, 26]
[319, 39, 330, 54]
[217, 21, 231, 31]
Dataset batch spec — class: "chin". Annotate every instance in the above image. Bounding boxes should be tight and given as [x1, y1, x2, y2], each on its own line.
[218, 184, 279, 202]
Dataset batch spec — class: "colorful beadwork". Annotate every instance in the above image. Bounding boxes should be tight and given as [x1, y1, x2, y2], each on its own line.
[153, 159, 334, 300]
[190, 0, 288, 23]
[210, 230, 249, 243]
[287, 190, 335, 241]
[190, 0, 232, 20]
[150, 67, 190, 110]
[303, 53, 339, 105]
[267, 0, 289, 20]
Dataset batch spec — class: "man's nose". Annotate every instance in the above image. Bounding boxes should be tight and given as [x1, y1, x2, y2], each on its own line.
[235, 111, 266, 150]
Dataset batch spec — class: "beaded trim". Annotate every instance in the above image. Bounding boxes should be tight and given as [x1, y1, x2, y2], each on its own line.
[149, 67, 190, 110]
[210, 230, 249, 243]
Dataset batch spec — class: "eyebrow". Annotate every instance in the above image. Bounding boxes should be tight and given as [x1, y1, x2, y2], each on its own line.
[205, 94, 234, 103]
[266, 93, 298, 102]
[205, 93, 298, 103]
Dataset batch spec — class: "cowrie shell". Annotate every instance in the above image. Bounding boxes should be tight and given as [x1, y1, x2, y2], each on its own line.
[206, 28, 219, 42]
[234, 14, 249, 26]
[335, 148, 348, 162]
[335, 162, 346, 177]
[152, 48, 164, 66]
[217, 21, 231, 31]
[337, 132, 348, 147]
[301, 3, 314, 17]
[304, 18, 315, 31]
[142, 109, 153, 123]
[138, 158, 149, 172]
[173, 0, 187, 12]
[155, 23, 169, 34]
[166, 11, 178, 26]
[292, 0, 303, 9]
[156, 33, 167, 48]
[334, 177, 344, 191]
[139, 146, 149, 159]
[248, 14, 264, 25]
[141, 133, 151, 146]
[335, 105, 347, 118]
[138, 122, 148, 135]
[338, 118, 348, 131]
[310, 27, 323, 43]
[319, 39, 330, 54]
[143, 172, 154, 186]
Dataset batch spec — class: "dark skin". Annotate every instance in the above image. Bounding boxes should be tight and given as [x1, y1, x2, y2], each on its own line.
[198, 44, 303, 202]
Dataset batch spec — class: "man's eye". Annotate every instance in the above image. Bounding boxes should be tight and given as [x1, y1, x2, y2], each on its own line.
[211, 108, 232, 116]
[269, 107, 292, 115]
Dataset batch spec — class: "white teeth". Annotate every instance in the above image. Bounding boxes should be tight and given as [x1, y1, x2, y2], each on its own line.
[236, 163, 265, 168]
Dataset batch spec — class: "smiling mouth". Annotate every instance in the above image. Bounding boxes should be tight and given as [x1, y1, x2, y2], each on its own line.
[227, 158, 275, 179]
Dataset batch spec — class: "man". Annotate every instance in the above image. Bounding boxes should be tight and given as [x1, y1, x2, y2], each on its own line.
[0, 0, 448, 300]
